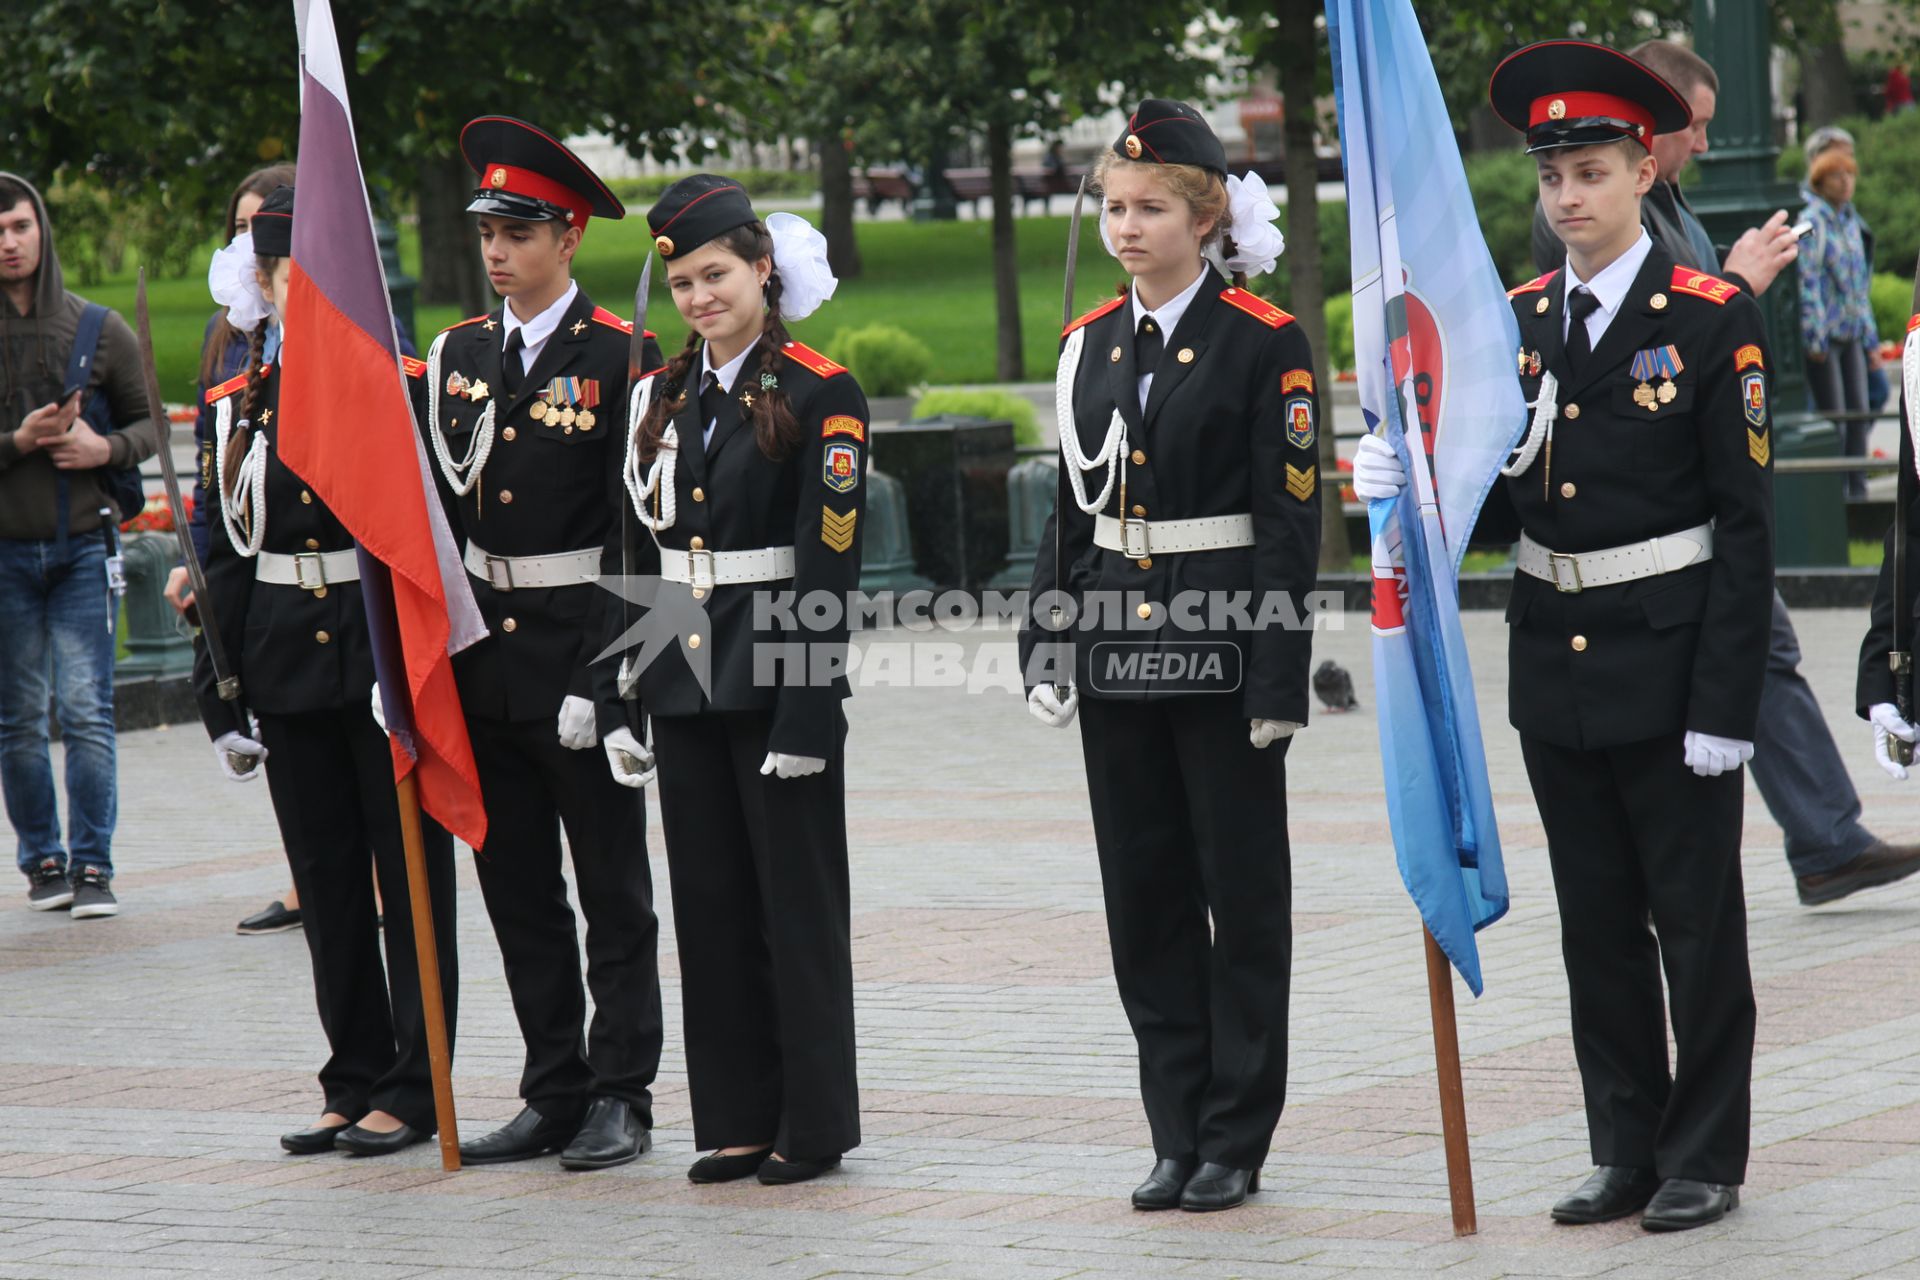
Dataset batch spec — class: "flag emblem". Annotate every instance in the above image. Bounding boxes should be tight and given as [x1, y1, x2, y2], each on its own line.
[1742, 371, 1767, 427]
[823, 442, 859, 493]
[1286, 395, 1315, 448]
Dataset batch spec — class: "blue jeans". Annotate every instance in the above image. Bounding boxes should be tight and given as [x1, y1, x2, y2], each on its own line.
[0, 535, 118, 877]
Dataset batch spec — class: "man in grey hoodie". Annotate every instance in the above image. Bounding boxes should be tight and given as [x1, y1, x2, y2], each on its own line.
[0, 170, 155, 919]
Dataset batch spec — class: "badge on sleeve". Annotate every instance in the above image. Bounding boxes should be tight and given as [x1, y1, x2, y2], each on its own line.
[1733, 344, 1764, 373]
[822, 414, 866, 442]
[1742, 371, 1767, 428]
[822, 506, 857, 552]
[1285, 395, 1315, 449]
[823, 442, 860, 493]
[1280, 369, 1314, 394]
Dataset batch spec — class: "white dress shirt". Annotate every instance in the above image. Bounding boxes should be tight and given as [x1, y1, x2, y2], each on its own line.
[501, 280, 580, 376]
[1129, 266, 1211, 410]
[1562, 229, 1652, 349]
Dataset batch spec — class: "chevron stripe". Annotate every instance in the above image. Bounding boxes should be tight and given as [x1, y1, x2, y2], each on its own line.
[1748, 428, 1771, 467]
[1285, 463, 1316, 502]
[821, 505, 857, 552]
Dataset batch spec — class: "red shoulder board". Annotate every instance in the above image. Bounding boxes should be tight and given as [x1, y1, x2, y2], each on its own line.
[590, 306, 634, 335]
[442, 313, 494, 334]
[1669, 266, 1740, 305]
[1507, 270, 1557, 297]
[1219, 287, 1294, 329]
[1062, 295, 1127, 338]
[204, 364, 272, 405]
[400, 355, 427, 378]
[781, 340, 847, 379]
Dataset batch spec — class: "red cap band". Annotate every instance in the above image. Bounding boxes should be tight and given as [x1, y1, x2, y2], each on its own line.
[1528, 91, 1656, 148]
[476, 163, 590, 229]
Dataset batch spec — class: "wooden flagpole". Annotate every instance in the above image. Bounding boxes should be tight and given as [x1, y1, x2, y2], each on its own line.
[1423, 927, 1475, 1235]
[396, 772, 460, 1171]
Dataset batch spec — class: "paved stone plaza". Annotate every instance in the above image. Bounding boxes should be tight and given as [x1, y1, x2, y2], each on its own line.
[3, 608, 1920, 1278]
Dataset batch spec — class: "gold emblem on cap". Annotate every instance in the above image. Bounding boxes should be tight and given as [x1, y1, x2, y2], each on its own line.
[1547, 99, 1567, 120]
[1124, 135, 1143, 159]
[655, 234, 674, 256]
[490, 167, 508, 188]
[1650, 292, 1668, 310]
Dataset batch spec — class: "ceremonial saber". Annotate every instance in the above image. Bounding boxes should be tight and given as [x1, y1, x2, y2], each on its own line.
[1047, 175, 1091, 700]
[1896, 271, 1919, 766]
[616, 253, 653, 703]
[136, 271, 240, 711]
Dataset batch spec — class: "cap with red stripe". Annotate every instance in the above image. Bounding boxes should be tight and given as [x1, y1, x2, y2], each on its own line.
[1112, 99, 1227, 179]
[1488, 40, 1691, 154]
[646, 174, 756, 260]
[460, 116, 625, 230]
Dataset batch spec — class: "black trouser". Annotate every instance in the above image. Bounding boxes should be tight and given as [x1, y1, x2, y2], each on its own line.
[1520, 732, 1754, 1186]
[467, 714, 661, 1124]
[255, 707, 457, 1134]
[651, 709, 859, 1158]
[1077, 694, 1292, 1170]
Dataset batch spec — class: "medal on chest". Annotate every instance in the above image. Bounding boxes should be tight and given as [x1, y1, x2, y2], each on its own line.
[1628, 345, 1684, 412]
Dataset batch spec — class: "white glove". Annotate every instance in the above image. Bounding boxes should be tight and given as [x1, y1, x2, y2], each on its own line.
[557, 695, 599, 751]
[1351, 432, 1407, 501]
[213, 731, 268, 782]
[1870, 702, 1916, 781]
[760, 751, 827, 779]
[1682, 730, 1755, 778]
[370, 683, 387, 734]
[604, 725, 657, 789]
[1027, 683, 1079, 729]
[1250, 718, 1300, 749]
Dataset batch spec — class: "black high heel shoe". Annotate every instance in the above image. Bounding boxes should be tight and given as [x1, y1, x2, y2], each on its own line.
[1179, 1163, 1260, 1211]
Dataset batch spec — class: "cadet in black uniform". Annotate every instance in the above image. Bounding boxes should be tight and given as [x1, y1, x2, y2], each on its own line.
[1017, 101, 1322, 1213]
[194, 186, 457, 1158]
[1860, 428, 1920, 777]
[417, 119, 665, 1171]
[1356, 42, 1772, 1232]
[603, 176, 865, 1185]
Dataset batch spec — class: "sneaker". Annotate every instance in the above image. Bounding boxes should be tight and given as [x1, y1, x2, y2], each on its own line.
[26, 858, 73, 911]
[68, 867, 118, 919]
[236, 899, 303, 935]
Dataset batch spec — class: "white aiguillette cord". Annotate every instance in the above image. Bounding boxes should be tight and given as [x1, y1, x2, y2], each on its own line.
[425, 329, 494, 495]
[1055, 326, 1126, 514]
[213, 395, 268, 557]
[624, 373, 677, 533]
[1503, 369, 1558, 480]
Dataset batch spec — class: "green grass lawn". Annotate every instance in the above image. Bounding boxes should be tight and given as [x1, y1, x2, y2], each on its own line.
[83, 211, 1133, 404]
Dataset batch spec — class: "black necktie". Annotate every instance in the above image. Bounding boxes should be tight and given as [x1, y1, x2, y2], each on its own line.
[699, 372, 728, 454]
[502, 327, 525, 398]
[1136, 314, 1164, 372]
[1565, 287, 1600, 379]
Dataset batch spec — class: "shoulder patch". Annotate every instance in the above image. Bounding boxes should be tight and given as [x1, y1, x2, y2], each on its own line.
[1507, 270, 1558, 298]
[1219, 287, 1294, 329]
[1062, 294, 1127, 338]
[590, 306, 634, 335]
[442, 312, 495, 334]
[781, 341, 847, 379]
[400, 355, 427, 379]
[204, 364, 271, 405]
[1669, 265, 1740, 305]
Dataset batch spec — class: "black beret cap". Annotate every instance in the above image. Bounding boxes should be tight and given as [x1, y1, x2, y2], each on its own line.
[646, 174, 757, 259]
[250, 185, 294, 257]
[1112, 99, 1228, 179]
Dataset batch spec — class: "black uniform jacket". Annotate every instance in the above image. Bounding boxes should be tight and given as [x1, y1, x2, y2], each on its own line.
[1477, 246, 1774, 750]
[1860, 421, 1919, 718]
[416, 288, 660, 725]
[1019, 270, 1323, 724]
[599, 338, 869, 761]
[193, 361, 389, 737]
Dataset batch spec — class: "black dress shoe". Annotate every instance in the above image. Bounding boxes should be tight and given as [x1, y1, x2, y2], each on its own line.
[337, 1122, 430, 1156]
[1641, 1178, 1739, 1232]
[237, 899, 303, 935]
[1178, 1162, 1260, 1211]
[1549, 1166, 1660, 1224]
[559, 1098, 651, 1171]
[1797, 841, 1920, 905]
[280, 1122, 351, 1155]
[458, 1105, 582, 1165]
[757, 1153, 842, 1185]
[1131, 1159, 1195, 1211]
[688, 1147, 773, 1183]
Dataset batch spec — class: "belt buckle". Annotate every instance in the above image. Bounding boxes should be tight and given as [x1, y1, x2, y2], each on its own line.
[687, 548, 716, 591]
[1549, 551, 1583, 594]
[485, 554, 515, 592]
[293, 552, 329, 591]
[1121, 518, 1150, 560]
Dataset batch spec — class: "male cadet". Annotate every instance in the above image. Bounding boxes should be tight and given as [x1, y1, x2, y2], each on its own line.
[418, 117, 665, 1170]
[1355, 41, 1771, 1231]
[1531, 42, 1920, 907]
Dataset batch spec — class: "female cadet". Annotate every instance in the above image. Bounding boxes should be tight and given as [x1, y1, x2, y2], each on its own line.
[1017, 101, 1322, 1213]
[194, 186, 458, 1158]
[604, 175, 864, 1185]
[1355, 43, 1772, 1232]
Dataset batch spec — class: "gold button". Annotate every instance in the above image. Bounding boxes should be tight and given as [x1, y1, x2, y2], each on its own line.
[1571, 635, 1588, 653]
[315, 630, 330, 644]
[1650, 293, 1668, 311]
[499, 489, 513, 503]
[1136, 603, 1152, 620]
[688, 634, 702, 649]
[1110, 346, 1123, 363]
[1563, 403, 1581, 420]
[1142, 320, 1156, 334]
[1177, 348, 1194, 364]
[690, 536, 704, 550]
[502, 617, 517, 633]
[313, 586, 327, 600]
[691, 588, 706, 600]
[305, 538, 320, 550]
[1131, 450, 1146, 465]
[1535, 297, 1550, 315]
[1132, 504, 1146, 517]
[503, 426, 517, 441]
[1560, 482, 1577, 499]
[300, 490, 313, 504]
[692, 487, 706, 502]
[1138, 557, 1153, 570]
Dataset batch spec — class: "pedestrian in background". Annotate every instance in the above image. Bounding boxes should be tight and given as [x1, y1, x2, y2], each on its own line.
[1799, 147, 1878, 501]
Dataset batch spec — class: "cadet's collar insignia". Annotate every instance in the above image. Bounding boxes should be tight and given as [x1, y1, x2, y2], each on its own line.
[1285, 395, 1314, 450]
[1734, 343, 1764, 372]
[1629, 346, 1684, 412]
[821, 505, 857, 552]
[740, 390, 755, 410]
[570, 319, 588, 336]
[483, 316, 499, 331]
[1743, 370, 1768, 431]
[823, 414, 865, 441]
[823, 441, 860, 493]
[260, 409, 273, 425]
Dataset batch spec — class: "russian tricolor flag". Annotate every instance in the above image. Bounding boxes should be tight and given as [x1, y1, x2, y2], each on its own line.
[281, 0, 488, 849]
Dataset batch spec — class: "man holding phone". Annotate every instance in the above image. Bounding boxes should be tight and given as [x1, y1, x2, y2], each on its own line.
[0, 170, 155, 919]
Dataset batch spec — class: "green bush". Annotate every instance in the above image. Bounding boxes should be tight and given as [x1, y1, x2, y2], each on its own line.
[1323, 292, 1356, 373]
[909, 388, 1041, 444]
[1464, 148, 1546, 284]
[604, 168, 818, 204]
[1870, 272, 1910, 342]
[831, 323, 933, 396]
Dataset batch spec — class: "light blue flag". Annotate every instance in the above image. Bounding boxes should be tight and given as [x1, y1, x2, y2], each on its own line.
[1327, 0, 1520, 994]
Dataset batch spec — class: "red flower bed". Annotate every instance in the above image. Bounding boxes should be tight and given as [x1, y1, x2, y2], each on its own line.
[120, 492, 191, 534]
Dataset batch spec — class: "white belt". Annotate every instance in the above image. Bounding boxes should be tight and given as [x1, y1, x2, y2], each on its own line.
[1517, 524, 1713, 594]
[658, 545, 796, 590]
[1094, 513, 1254, 560]
[463, 541, 601, 592]
[255, 549, 359, 589]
